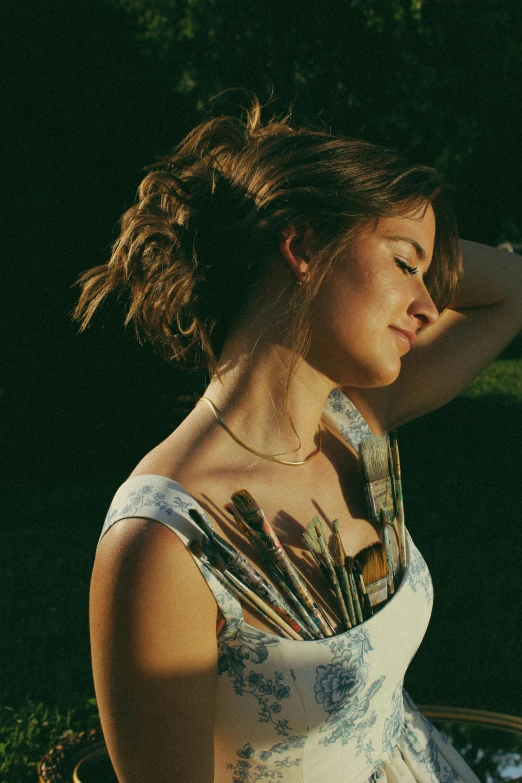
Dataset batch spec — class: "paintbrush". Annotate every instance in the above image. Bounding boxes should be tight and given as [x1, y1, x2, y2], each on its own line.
[295, 527, 340, 632]
[330, 521, 355, 628]
[356, 542, 389, 609]
[359, 434, 394, 523]
[199, 536, 312, 640]
[309, 517, 351, 632]
[226, 503, 318, 639]
[344, 555, 364, 624]
[352, 557, 373, 619]
[379, 508, 395, 596]
[389, 430, 408, 570]
[231, 489, 333, 638]
[188, 507, 308, 637]
[189, 540, 303, 641]
[302, 528, 331, 583]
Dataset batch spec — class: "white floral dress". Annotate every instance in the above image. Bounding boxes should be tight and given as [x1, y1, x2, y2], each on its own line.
[98, 389, 480, 783]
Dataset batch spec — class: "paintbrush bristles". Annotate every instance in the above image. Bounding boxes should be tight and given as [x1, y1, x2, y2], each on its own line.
[356, 543, 388, 585]
[188, 507, 214, 537]
[305, 520, 322, 554]
[332, 537, 344, 568]
[359, 434, 393, 522]
[231, 489, 263, 524]
[359, 435, 390, 481]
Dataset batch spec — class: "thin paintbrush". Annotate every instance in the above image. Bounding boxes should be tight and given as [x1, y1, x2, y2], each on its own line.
[232, 490, 332, 638]
[344, 555, 364, 624]
[302, 529, 331, 582]
[352, 557, 373, 619]
[330, 522, 355, 628]
[188, 507, 307, 637]
[379, 508, 395, 596]
[309, 517, 351, 631]
[189, 541, 302, 640]
[359, 434, 394, 523]
[389, 430, 408, 570]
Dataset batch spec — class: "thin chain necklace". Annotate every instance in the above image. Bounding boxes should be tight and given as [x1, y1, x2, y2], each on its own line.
[197, 396, 323, 466]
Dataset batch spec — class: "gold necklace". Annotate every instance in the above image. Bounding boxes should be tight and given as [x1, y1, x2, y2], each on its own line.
[197, 396, 323, 466]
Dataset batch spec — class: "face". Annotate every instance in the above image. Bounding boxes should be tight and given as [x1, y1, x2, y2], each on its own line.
[306, 204, 439, 387]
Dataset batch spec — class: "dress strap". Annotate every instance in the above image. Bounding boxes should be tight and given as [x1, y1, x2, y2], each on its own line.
[99, 474, 243, 623]
[322, 388, 374, 452]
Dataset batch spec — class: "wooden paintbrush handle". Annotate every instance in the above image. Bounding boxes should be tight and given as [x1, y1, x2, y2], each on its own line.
[274, 549, 332, 637]
[389, 431, 408, 569]
[348, 571, 364, 624]
[224, 571, 303, 640]
[316, 532, 351, 631]
[253, 521, 332, 637]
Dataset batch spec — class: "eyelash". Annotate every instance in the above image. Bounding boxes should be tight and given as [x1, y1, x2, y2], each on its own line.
[394, 258, 419, 276]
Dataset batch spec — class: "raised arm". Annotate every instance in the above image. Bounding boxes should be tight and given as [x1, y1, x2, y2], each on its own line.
[90, 519, 219, 783]
[347, 240, 522, 431]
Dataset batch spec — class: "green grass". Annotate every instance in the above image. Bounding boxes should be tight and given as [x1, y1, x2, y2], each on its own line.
[0, 699, 100, 782]
[461, 359, 522, 401]
[2, 359, 521, 782]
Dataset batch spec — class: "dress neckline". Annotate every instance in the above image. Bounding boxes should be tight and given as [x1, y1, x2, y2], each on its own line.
[122, 389, 401, 643]
[116, 471, 413, 644]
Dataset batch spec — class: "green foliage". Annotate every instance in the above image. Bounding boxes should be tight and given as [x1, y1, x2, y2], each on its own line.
[113, 0, 522, 185]
[0, 698, 99, 782]
[461, 359, 522, 402]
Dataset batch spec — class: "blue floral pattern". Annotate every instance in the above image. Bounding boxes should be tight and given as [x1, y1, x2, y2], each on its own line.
[401, 692, 465, 783]
[227, 742, 303, 782]
[406, 544, 434, 604]
[118, 485, 193, 518]
[314, 629, 385, 748]
[382, 683, 405, 753]
[98, 432, 479, 782]
[325, 388, 373, 451]
[218, 620, 295, 736]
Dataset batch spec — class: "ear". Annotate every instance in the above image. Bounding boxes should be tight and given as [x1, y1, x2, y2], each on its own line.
[279, 225, 315, 282]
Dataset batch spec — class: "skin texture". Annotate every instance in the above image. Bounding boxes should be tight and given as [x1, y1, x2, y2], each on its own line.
[90, 205, 522, 782]
[303, 206, 439, 388]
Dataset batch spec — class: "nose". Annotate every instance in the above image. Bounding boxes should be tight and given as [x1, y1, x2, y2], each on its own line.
[409, 281, 440, 332]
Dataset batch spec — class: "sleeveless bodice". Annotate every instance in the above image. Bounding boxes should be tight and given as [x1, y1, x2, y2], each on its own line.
[98, 390, 480, 783]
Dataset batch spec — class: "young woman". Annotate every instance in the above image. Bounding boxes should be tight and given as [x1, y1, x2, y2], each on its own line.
[74, 93, 522, 783]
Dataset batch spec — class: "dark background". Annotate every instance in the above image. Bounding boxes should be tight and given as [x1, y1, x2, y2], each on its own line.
[3, 0, 522, 726]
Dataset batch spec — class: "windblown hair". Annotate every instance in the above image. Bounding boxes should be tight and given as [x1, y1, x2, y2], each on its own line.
[72, 90, 461, 379]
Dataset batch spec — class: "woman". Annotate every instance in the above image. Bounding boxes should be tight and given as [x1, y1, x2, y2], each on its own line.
[74, 92, 522, 782]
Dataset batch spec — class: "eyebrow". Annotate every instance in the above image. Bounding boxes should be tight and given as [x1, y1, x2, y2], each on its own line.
[383, 235, 427, 260]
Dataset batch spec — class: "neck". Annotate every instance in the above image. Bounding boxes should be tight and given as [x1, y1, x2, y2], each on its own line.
[203, 328, 335, 463]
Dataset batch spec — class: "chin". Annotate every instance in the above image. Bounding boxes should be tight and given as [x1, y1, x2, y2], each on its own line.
[349, 360, 401, 389]
[307, 344, 401, 388]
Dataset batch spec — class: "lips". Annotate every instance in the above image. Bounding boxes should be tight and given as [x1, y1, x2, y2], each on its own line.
[389, 326, 416, 348]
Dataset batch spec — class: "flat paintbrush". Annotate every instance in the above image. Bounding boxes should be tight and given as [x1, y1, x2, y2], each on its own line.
[359, 434, 394, 523]
[389, 430, 408, 570]
[188, 507, 307, 637]
[189, 541, 302, 640]
[356, 542, 389, 609]
[232, 489, 333, 638]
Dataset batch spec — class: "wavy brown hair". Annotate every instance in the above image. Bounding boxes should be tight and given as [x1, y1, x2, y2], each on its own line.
[71, 90, 461, 380]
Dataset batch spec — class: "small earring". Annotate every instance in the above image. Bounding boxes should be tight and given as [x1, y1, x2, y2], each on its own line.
[297, 272, 309, 286]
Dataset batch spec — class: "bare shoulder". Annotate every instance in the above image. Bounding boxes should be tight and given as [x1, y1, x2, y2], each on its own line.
[92, 517, 219, 642]
[91, 519, 219, 782]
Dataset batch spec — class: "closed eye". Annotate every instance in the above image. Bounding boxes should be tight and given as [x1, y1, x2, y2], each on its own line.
[394, 258, 419, 276]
